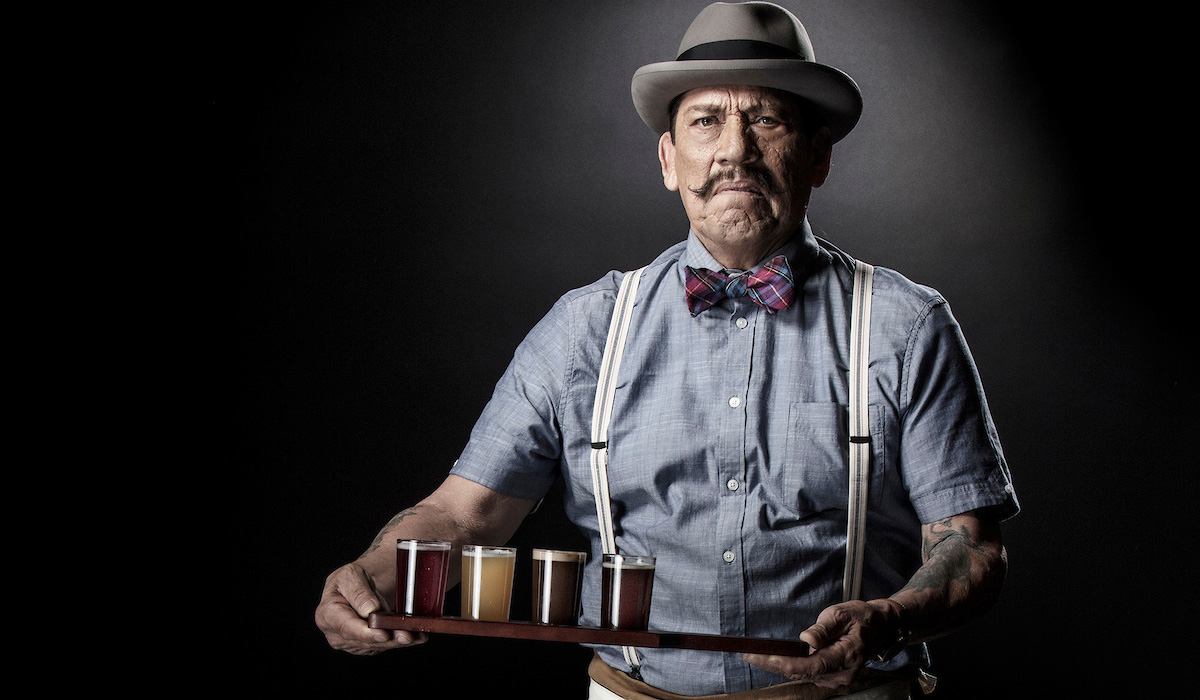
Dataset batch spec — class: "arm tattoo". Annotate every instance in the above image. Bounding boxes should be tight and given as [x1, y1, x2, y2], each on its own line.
[893, 512, 1005, 640]
[361, 505, 425, 556]
[903, 516, 987, 594]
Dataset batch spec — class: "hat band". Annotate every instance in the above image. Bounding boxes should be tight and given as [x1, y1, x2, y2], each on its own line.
[677, 39, 806, 62]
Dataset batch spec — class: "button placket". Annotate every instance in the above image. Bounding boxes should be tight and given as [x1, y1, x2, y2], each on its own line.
[714, 293, 752, 646]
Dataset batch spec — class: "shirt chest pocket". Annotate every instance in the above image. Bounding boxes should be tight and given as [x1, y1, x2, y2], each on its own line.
[771, 402, 887, 522]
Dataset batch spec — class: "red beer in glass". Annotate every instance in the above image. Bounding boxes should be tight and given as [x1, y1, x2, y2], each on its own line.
[396, 539, 451, 617]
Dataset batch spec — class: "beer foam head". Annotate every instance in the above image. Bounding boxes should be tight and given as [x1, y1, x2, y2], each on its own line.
[601, 554, 656, 569]
[533, 548, 588, 563]
[397, 539, 451, 551]
[463, 545, 516, 558]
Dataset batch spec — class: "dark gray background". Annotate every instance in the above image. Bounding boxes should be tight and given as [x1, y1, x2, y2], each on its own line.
[214, 1, 1191, 696]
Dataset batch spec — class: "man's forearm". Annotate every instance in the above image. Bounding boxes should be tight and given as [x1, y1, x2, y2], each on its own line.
[890, 509, 1007, 643]
[361, 504, 439, 559]
[353, 475, 539, 597]
[353, 503, 459, 599]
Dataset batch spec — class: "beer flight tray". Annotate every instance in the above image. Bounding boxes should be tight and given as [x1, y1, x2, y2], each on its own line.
[369, 613, 812, 656]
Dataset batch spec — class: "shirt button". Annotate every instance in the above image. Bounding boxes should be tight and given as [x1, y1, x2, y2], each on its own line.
[726, 478, 739, 491]
[735, 317, 749, 329]
[722, 550, 736, 563]
[728, 396, 741, 408]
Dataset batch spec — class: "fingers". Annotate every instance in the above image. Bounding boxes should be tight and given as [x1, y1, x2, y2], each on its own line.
[798, 619, 836, 651]
[329, 619, 428, 656]
[342, 575, 385, 618]
[743, 602, 880, 687]
[741, 650, 855, 689]
[316, 563, 425, 655]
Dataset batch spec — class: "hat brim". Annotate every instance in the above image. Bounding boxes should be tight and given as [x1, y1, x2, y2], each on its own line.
[631, 58, 863, 142]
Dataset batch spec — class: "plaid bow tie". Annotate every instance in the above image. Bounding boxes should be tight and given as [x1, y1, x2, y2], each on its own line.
[684, 255, 794, 316]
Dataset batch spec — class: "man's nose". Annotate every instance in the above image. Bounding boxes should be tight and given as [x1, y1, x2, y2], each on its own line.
[715, 117, 760, 165]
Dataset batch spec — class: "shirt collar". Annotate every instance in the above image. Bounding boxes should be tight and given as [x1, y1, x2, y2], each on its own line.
[681, 218, 825, 278]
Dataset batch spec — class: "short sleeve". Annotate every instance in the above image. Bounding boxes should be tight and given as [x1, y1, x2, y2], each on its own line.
[449, 296, 573, 501]
[899, 299, 1019, 522]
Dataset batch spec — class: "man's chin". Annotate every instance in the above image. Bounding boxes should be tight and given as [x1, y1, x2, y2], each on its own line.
[690, 212, 794, 265]
[711, 206, 781, 235]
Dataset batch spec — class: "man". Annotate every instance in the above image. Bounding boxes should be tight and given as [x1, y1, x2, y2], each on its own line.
[315, 3, 1018, 698]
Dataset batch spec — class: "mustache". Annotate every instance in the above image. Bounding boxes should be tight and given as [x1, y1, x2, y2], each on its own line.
[688, 167, 782, 199]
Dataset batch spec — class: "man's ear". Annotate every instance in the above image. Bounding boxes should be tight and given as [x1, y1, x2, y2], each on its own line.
[810, 126, 833, 188]
[658, 131, 679, 192]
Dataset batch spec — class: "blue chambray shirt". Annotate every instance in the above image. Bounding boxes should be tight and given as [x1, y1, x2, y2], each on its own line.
[451, 220, 1018, 695]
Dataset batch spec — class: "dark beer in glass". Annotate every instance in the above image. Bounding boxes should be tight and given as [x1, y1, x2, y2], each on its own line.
[600, 554, 656, 630]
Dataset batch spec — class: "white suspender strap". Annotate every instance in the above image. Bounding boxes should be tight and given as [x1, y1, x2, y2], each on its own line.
[591, 267, 644, 555]
[590, 266, 645, 676]
[843, 259, 875, 602]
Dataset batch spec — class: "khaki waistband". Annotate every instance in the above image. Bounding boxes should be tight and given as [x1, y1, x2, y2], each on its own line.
[587, 652, 905, 700]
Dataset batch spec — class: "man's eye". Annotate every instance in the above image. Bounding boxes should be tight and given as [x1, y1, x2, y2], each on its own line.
[755, 116, 780, 126]
[694, 116, 718, 127]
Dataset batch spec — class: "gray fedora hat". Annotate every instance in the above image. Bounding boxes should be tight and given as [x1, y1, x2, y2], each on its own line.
[631, 2, 863, 142]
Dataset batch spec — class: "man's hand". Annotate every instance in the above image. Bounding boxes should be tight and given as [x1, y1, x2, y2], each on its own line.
[315, 561, 427, 655]
[742, 599, 899, 688]
[314, 476, 538, 656]
[744, 508, 1006, 687]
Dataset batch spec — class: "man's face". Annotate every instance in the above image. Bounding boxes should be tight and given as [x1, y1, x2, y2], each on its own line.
[658, 85, 832, 269]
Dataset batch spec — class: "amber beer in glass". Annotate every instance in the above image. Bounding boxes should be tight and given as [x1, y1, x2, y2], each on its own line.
[532, 549, 587, 625]
[600, 554, 656, 630]
[461, 545, 517, 621]
[395, 540, 451, 617]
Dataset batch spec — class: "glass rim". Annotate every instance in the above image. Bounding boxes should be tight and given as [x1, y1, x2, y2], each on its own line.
[532, 548, 588, 562]
[601, 553, 655, 565]
[462, 544, 517, 556]
[396, 539, 452, 550]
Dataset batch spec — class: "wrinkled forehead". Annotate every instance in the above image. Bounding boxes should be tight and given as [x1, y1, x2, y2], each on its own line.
[676, 85, 801, 114]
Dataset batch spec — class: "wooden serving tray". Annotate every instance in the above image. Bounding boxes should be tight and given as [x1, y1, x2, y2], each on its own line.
[368, 613, 811, 656]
